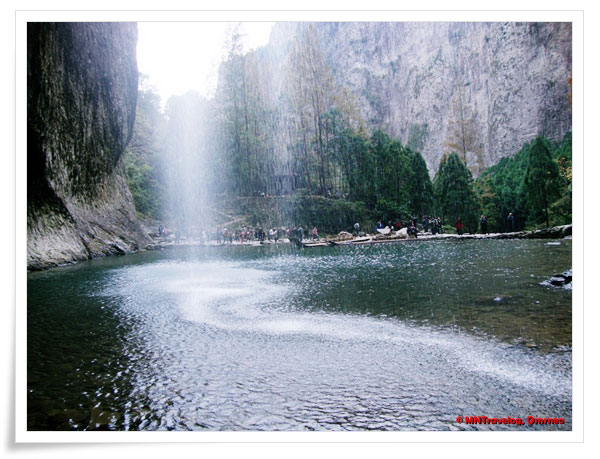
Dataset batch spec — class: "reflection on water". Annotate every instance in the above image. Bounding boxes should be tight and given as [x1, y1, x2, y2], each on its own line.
[28, 239, 572, 430]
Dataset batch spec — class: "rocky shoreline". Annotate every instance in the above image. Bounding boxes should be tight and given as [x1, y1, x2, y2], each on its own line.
[144, 224, 573, 249]
[27, 224, 572, 272]
[301, 224, 572, 247]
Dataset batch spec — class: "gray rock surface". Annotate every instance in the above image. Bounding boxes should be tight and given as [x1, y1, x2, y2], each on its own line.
[541, 269, 572, 289]
[264, 22, 572, 176]
[27, 23, 150, 270]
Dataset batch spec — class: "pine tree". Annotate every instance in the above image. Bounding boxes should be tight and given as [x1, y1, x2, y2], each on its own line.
[524, 137, 560, 228]
[408, 149, 434, 217]
[433, 152, 478, 232]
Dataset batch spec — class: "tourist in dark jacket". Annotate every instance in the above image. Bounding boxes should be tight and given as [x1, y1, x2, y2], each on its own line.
[507, 212, 515, 232]
[480, 215, 488, 234]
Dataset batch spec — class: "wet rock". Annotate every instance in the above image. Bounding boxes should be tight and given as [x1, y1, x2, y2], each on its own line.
[522, 225, 572, 239]
[27, 23, 150, 270]
[473, 295, 514, 306]
[541, 269, 572, 289]
[336, 231, 354, 240]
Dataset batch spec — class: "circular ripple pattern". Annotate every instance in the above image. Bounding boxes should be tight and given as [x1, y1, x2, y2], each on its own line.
[27, 239, 572, 431]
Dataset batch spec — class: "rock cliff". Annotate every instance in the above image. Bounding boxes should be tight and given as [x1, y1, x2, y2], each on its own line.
[266, 22, 572, 175]
[27, 23, 150, 270]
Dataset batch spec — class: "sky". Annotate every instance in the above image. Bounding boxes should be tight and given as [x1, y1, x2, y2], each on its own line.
[136, 22, 275, 107]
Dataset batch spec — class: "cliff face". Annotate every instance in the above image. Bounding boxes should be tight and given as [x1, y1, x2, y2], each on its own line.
[27, 23, 150, 270]
[267, 22, 572, 175]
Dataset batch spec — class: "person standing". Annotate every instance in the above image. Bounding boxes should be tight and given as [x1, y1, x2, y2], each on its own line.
[507, 212, 515, 232]
[354, 222, 360, 236]
[312, 227, 319, 240]
[422, 215, 429, 233]
[480, 215, 488, 234]
[455, 218, 464, 235]
[431, 218, 438, 235]
[409, 221, 418, 238]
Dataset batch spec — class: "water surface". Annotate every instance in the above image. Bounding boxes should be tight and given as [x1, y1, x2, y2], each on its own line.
[27, 239, 572, 431]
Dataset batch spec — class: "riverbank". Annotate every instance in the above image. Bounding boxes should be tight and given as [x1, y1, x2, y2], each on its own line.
[328, 223, 572, 246]
[145, 224, 572, 249]
[27, 223, 571, 271]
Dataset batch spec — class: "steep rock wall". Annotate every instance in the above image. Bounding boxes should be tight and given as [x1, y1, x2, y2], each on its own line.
[267, 22, 572, 175]
[27, 22, 150, 270]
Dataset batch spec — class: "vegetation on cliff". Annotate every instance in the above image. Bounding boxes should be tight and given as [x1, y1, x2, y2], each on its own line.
[122, 24, 571, 236]
[124, 83, 571, 235]
[474, 132, 572, 232]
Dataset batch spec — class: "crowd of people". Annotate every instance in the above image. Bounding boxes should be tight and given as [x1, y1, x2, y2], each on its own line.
[156, 211, 518, 246]
[194, 226, 313, 245]
[215, 226, 297, 244]
[373, 212, 518, 237]
[371, 216, 444, 239]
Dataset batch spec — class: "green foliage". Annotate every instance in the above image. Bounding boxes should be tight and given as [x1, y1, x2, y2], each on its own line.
[125, 162, 161, 217]
[474, 132, 571, 231]
[228, 196, 374, 235]
[367, 130, 416, 221]
[407, 149, 434, 217]
[375, 197, 409, 224]
[473, 174, 501, 232]
[433, 152, 478, 232]
[524, 137, 560, 228]
[123, 83, 166, 220]
[475, 145, 529, 231]
[208, 26, 444, 230]
[124, 52, 571, 238]
[550, 132, 572, 226]
[322, 110, 375, 206]
[407, 123, 429, 152]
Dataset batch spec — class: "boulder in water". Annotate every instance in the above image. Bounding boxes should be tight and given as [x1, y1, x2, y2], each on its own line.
[541, 269, 572, 289]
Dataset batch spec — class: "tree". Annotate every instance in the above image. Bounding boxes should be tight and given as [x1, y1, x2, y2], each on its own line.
[214, 24, 280, 197]
[473, 174, 499, 232]
[286, 24, 337, 195]
[407, 149, 434, 217]
[217, 24, 247, 195]
[549, 132, 572, 225]
[122, 79, 166, 220]
[524, 137, 560, 228]
[474, 142, 530, 232]
[445, 82, 483, 176]
[433, 152, 478, 232]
